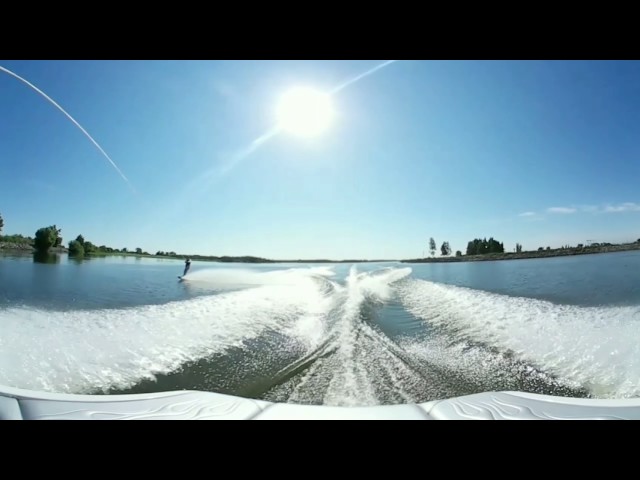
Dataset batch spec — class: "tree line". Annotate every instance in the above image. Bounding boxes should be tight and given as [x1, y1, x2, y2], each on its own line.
[426, 236, 507, 257]
[466, 237, 505, 255]
[0, 215, 152, 256]
[428, 237, 455, 257]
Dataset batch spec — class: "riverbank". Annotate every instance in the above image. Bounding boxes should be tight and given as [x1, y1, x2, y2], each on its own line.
[0, 242, 68, 254]
[0, 246, 384, 264]
[4, 240, 640, 265]
[0, 242, 33, 251]
[402, 242, 640, 263]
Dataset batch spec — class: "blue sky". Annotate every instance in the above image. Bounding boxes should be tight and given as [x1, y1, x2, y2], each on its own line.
[1, 60, 639, 259]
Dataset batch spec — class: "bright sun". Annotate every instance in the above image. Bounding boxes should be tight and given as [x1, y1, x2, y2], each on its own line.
[276, 87, 334, 137]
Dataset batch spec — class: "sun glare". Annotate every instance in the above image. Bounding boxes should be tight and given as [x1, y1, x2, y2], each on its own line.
[276, 87, 334, 137]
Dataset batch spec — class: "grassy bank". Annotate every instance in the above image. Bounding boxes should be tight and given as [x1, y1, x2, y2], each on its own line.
[5, 236, 640, 265]
[0, 241, 68, 254]
[402, 242, 640, 263]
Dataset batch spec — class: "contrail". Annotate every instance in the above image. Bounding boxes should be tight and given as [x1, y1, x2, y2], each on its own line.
[152, 126, 281, 226]
[330, 60, 397, 94]
[219, 126, 281, 175]
[0, 64, 135, 193]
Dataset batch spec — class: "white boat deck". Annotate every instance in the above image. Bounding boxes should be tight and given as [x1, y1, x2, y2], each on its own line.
[2, 385, 640, 419]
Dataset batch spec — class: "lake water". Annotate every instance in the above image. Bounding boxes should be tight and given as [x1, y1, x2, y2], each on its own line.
[2, 251, 640, 405]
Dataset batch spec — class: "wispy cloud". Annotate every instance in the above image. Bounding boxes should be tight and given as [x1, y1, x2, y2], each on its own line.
[547, 207, 577, 214]
[576, 203, 640, 214]
[520, 202, 640, 219]
[25, 179, 59, 192]
[602, 202, 640, 213]
[580, 205, 599, 213]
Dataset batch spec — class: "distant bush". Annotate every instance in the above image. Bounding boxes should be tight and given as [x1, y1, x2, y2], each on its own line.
[34, 225, 62, 253]
[68, 240, 85, 256]
[466, 237, 504, 255]
[0, 233, 33, 244]
[83, 241, 97, 254]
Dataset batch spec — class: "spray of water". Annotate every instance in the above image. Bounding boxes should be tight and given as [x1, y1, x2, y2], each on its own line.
[263, 265, 421, 406]
[0, 268, 333, 393]
[0, 265, 421, 404]
[398, 279, 640, 398]
[6, 262, 632, 403]
[0, 64, 135, 193]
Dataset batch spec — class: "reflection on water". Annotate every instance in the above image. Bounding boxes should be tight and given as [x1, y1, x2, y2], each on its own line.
[68, 254, 86, 264]
[32, 252, 60, 264]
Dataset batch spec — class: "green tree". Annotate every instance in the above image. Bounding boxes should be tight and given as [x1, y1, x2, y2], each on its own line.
[516, 243, 522, 253]
[68, 240, 85, 256]
[466, 237, 505, 255]
[34, 225, 62, 253]
[75, 235, 85, 246]
[440, 241, 451, 256]
[135, 247, 143, 254]
[52, 225, 62, 247]
[1, 234, 31, 244]
[455, 250, 462, 257]
[429, 237, 436, 257]
[0, 213, 4, 236]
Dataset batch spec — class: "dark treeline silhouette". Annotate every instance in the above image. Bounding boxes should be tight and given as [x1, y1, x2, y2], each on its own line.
[466, 237, 505, 255]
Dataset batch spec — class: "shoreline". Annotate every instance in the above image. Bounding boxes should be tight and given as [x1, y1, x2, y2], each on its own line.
[401, 243, 640, 264]
[0, 243, 67, 254]
[3, 242, 640, 265]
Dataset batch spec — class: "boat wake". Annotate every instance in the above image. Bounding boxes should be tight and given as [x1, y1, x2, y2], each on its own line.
[398, 279, 640, 399]
[2, 265, 636, 404]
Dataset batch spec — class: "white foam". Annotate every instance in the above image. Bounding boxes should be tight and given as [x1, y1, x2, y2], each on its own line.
[0, 264, 420, 404]
[398, 279, 640, 398]
[0, 279, 331, 394]
[355, 266, 412, 301]
[286, 265, 415, 406]
[181, 266, 336, 289]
